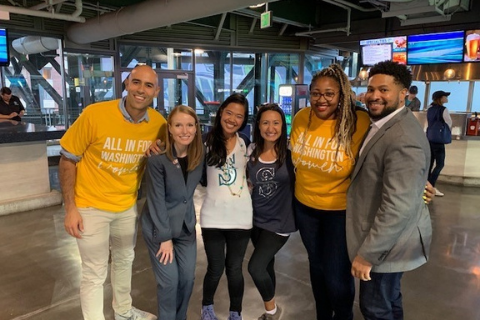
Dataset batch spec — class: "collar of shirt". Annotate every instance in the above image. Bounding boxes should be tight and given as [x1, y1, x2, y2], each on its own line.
[118, 97, 150, 123]
[360, 106, 405, 156]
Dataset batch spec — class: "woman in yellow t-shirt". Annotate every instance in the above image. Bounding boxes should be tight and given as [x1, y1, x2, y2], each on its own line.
[290, 64, 370, 320]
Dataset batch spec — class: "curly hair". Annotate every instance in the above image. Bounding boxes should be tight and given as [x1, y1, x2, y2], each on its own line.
[368, 60, 412, 90]
[308, 64, 358, 160]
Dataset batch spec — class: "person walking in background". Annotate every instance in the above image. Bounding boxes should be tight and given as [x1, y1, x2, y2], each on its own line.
[247, 104, 296, 320]
[290, 64, 371, 320]
[405, 85, 421, 111]
[347, 61, 432, 320]
[200, 93, 252, 320]
[60, 65, 166, 320]
[141, 105, 204, 320]
[0, 87, 25, 121]
[426, 90, 452, 197]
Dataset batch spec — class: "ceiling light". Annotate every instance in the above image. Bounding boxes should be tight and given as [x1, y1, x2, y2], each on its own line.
[249, 3, 265, 9]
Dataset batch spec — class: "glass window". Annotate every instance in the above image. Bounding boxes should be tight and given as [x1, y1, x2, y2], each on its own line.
[119, 44, 192, 70]
[471, 82, 480, 113]
[267, 53, 300, 104]
[429, 81, 469, 112]
[64, 52, 115, 125]
[2, 35, 65, 127]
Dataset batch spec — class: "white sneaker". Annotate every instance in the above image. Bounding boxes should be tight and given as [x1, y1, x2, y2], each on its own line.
[115, 306, 157, 320]
[435, 188, 444, 197]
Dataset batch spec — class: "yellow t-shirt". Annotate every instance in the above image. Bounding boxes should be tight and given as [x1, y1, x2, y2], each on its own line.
[291, 107, 370, 210]
[60, 99, 167, 212]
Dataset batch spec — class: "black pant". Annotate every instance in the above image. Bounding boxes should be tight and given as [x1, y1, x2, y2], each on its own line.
[428, 142, 445, 186]
[295, 199, 354, 320]
[248, 226, 289, 302]
[201, 228, 251, 313]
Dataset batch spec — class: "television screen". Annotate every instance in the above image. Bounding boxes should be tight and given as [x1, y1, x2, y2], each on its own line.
[0, 29, 8, 66]
[360, 36, 407, 66]
[464, 29, 480, 62]
[407, 31, 464, 65]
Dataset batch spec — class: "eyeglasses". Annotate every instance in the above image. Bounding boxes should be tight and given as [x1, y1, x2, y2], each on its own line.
[310, 91, 337, 101]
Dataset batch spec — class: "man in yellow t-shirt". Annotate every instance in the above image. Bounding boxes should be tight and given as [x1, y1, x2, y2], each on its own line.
[60, 65, 166, 320]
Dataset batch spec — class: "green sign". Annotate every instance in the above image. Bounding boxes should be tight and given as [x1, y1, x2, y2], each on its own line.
[260, 11, 272, 29]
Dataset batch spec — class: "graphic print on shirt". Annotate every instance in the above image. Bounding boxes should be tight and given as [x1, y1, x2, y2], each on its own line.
[292, 131, 346, 173]
[219, 154, 237, 186]
[98, 137, 153, 176]
[256, 166, 278, 198]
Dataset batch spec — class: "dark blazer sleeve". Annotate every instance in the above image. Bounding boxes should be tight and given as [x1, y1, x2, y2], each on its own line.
[144, 155, 173, 243]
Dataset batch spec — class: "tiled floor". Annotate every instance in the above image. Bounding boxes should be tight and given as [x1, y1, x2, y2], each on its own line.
[1, 177, 479, 320]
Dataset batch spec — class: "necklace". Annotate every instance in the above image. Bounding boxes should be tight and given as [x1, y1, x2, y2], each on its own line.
[221, 140, 248, 197]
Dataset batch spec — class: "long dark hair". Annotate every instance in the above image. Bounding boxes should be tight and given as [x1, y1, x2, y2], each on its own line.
[251, 103, 288, 167]
[205, 93, 249, 167]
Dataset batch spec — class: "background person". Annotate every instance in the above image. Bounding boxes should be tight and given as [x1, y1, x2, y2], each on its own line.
[405, 85, 421, 111]
[0, 87, 25, 121]
[141, 105, 204, 320]
[426, 90, 452, 197]
[347, 61, 432, 320]
[247, 104, 296, 320]
[60, 65, 165, 320]
[200, 93, 252, 320]
[290, 64, 371, 320]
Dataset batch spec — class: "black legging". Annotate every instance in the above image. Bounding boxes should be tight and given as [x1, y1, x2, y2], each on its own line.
[201, 228, 251, 313]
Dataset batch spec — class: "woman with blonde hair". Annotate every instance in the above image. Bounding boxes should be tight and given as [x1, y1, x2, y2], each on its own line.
[141, 105, 204, 320]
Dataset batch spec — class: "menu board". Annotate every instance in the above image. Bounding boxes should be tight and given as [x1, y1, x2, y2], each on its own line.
[360, 36, 407, 66]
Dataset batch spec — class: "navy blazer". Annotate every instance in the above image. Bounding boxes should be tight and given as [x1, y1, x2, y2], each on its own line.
[141, 149, 204, 244]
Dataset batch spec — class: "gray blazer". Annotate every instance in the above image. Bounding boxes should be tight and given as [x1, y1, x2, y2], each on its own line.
[346, 108, 432, 273]
[141, 150, 204, 244]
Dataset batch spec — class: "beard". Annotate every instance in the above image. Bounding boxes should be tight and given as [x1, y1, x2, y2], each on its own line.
[367, 97, 401, 120]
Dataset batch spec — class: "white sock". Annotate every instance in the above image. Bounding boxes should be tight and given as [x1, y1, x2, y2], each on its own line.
[266, 305, 277, 315]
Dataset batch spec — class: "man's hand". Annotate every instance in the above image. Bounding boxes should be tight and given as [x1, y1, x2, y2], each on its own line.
[64, 207, 84, 239]
[424, 181, 435, 204]
[156, 240, 174, 265]
[145, 139, 164, 157]
[8, 112, 18, 119]
[351, 255, 373, 281]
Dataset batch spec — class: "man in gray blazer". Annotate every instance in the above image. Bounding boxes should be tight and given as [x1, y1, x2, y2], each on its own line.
[346, 61, 432, 320]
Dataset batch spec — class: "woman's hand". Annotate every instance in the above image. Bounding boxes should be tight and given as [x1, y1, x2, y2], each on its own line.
[156, 240, 174, 265]
[145, 139, 164, 157]
[423, 181, 435, 204]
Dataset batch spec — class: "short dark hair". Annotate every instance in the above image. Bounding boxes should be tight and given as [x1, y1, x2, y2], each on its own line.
[368, 61, 412, 90]
[409, 85, 418, 94]
[0, 87, 12, 95]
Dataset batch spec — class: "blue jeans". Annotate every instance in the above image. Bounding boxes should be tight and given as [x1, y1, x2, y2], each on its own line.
[428, 142, 445, 186]
[359, 272, 404, 320]
[294, 198, 354, 320]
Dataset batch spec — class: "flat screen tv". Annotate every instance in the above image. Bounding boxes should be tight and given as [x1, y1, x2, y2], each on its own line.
[0, 28, 8, 66]
[360, 36, 407, 66]
[464, 29, 480, 62]
[407, 31, 464, 65]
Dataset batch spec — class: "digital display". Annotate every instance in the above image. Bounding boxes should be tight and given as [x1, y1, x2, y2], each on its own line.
[0, 29, 8, 67]
[464, 30, 480, 62]
[360, 36, 407, 66]
[407, 31, 464, 65]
